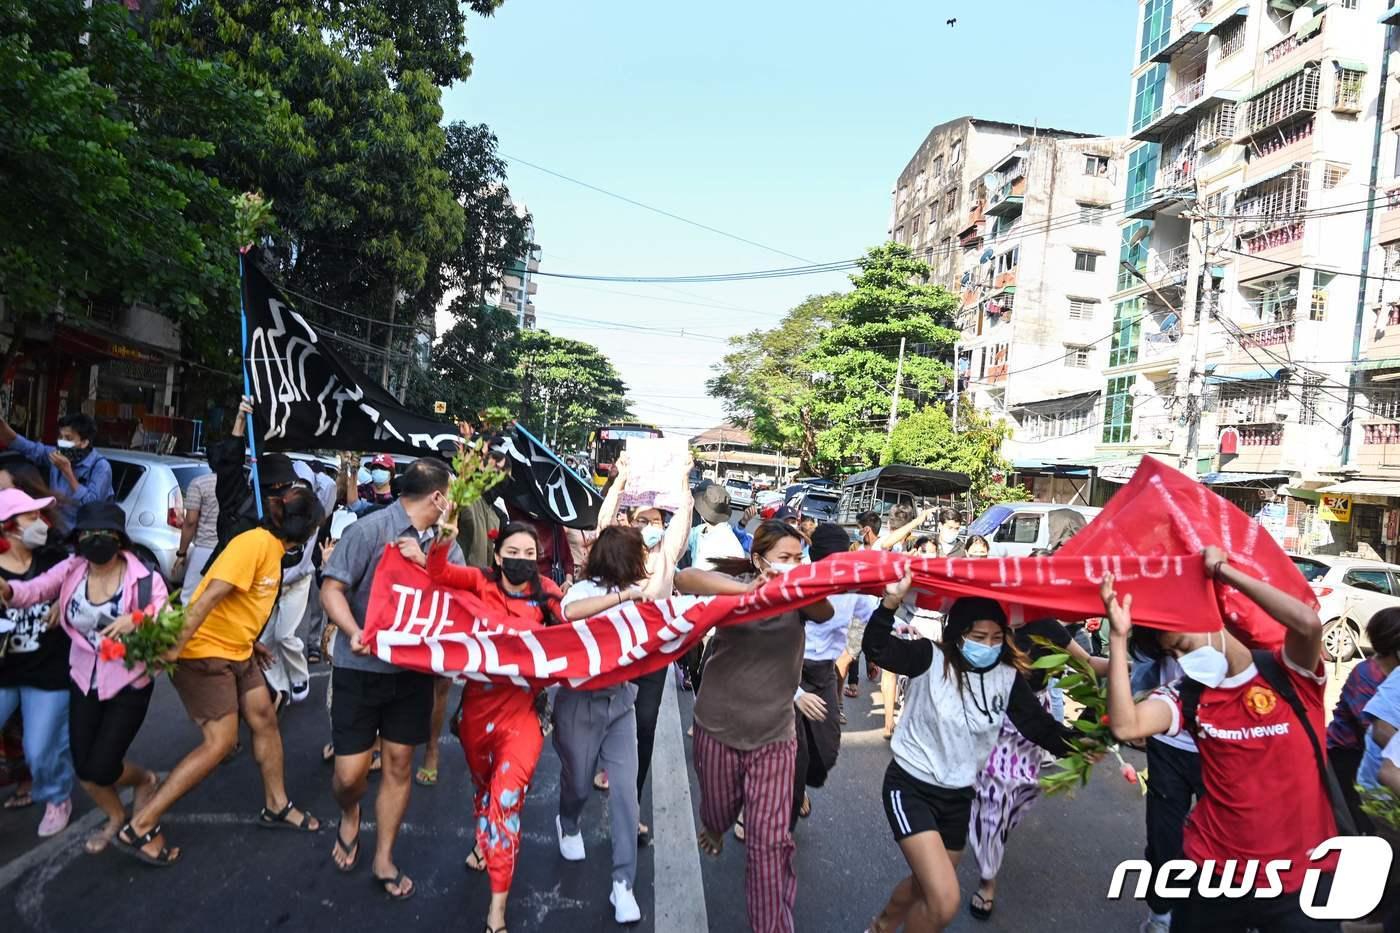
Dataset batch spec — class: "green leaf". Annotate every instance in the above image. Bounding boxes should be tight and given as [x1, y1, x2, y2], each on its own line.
[1030, 653, 1071, 670]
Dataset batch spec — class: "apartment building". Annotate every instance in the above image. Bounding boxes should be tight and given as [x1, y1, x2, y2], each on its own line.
[496, 207, 541, 329]
[1103, 0, 1394, 555]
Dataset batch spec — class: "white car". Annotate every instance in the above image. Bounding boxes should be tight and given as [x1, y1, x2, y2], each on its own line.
[724, 477, 754, 508]
[100, 448, 212, 583]
[1288, 554, 1400, 661]
[968, 503, 1102, 558]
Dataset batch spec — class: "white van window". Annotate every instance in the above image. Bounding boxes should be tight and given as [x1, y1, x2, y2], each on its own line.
[995, 513, 1041, 545]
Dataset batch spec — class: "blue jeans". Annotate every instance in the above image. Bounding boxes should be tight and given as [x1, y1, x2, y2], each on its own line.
[0, 686, 74, 804]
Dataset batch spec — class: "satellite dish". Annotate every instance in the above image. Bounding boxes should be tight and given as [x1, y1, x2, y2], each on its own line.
[980, 247, 994, 263]
[1159, 312, 1179, 332]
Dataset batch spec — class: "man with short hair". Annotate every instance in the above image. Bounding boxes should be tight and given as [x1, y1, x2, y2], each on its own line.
[120, 485, 326, 865]
[321, 458, 463, 900]
[856, 511, 882, 549]
[0, 412, 113, 528]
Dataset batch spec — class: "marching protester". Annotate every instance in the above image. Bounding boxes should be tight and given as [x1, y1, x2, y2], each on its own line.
[793, 522, 877, 824]
[347, 454, 398, 514]
[963, 535, 990, 559]
[321, 459, 457, 900]
[676, 519, 834, 933]
[313, 508, 358, 762]
[1, 500, 166, 852]
[1101, 547, 1340, 931]
[418, 517, 561, 933]
[935, 509, 963, 556]
[686, 480, 743, 570]
[0, 489, 74, 837]
[258, 459, 322, 709]
[175, 470, 219, 605]
[0, 412, 113, 528]
[1327, 610, 1399, 835]
[862, 576, 1077, 933]
[119, 486, 325, 866]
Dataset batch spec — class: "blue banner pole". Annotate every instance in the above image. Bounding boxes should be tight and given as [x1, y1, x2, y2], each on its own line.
[238, 251, 264, 520]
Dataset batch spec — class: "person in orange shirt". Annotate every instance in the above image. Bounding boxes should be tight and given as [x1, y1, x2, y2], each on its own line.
[116, 485, 325, 866]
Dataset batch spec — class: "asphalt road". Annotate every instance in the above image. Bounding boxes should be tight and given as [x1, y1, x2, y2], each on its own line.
[0, 651, 1168, 933]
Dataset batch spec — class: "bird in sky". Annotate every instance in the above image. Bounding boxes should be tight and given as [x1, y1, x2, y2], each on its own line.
[947, 17, 957, 26]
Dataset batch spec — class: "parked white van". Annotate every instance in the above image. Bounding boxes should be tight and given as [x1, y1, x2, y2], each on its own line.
[968, 503, 1102, 557]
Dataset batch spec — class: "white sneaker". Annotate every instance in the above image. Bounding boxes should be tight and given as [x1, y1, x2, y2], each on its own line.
[556, 815, 585, 861]
[610, 879, 641, 924]
[289, 682, 310, 704]
[1139, 917, 1170, 933]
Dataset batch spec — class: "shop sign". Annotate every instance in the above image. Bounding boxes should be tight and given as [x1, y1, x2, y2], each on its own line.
[432, 400, 447, 414]
[1319, 494, 1352, 524]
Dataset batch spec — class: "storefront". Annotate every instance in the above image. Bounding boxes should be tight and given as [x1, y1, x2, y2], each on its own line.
[1313, 481, 1400, 562]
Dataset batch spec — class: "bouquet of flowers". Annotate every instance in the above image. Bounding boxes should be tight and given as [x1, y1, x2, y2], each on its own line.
[1030, 636, 1147, 797]
[445, 438, 508, 525]
[97, 600, 188, 675]
[1360, 785, 1400, 832]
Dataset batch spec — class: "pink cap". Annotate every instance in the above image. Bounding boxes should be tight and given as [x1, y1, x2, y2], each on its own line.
[0, 488, 54, 522]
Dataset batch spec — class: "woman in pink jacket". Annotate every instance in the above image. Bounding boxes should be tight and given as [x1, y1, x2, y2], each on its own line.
[1, 502, 168, 855]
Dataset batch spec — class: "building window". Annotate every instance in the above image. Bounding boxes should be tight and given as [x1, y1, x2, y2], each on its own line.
[1218, 19, 1245, 59]
[1138, 0, 1174, 65]
[944, 190, 956, 216]
[1073, 250, 1099, 272]
[1084, 155, 1110, 176]
[932, 155, 945, 180]
[894, 226, 905, 243]
[1322, 162, 1350, 189]
[1311, 272, 1334, 321]
[1068, 298, 1098, 321]
[1339, 0, 1358, 9]
[1133, 64, 1169, 132]
[1067, 345, 1092, 369]
[1125, 144, 1161, 213]
[1202, 191, 1231, 233]
[1196, 101, 1238, 149]
[950, 141, 962, 167]
[928, 202, 940, 226]
[912, 215, 922, 237]
[1118, 220, 1153, 291]
[1079, 203, 1108, 224]
[1103, 376, 1136, 444]
[1109, 300, 1142, 368]
[1334, 67, 1365, 112]
[1243, 66, 1321, 138]
[995, 247, 1020, 276]
[1243, 273, 1300, 323]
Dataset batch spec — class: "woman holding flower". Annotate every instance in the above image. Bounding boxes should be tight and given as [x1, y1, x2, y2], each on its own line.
[0, 501, 166, 854]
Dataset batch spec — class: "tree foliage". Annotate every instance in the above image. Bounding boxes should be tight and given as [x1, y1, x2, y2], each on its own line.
[514, 330, 630, 451]
[883, 406, 1029, 509]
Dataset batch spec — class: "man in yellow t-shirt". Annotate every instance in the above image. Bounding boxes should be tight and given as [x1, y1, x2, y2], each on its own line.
[118, 485, 325, 866]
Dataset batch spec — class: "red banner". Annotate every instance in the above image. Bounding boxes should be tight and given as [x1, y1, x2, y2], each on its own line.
[361, 460, 1310, 684]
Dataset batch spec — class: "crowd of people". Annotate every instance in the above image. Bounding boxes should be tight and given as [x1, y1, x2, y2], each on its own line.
[0, 401, 1398, 933]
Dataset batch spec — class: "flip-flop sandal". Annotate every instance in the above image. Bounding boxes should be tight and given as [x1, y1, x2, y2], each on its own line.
[333, 827, 361, 873]
[593, 772, 610, 792]
[373, 870, 416, 901]
[369, 751, 383, 773]
[114, 822, 180, 867]
[257, 800, 320, 832]
[3, 790, 33, 809]
[799, 794, 812, 819]
[969, 891, 994, 920]
[414, 767, 438, 787]
[464, 845, 487, 873]
[733, 816, 746, 843]
[843, 684, 860, 698]
[637, 823, 652, 848]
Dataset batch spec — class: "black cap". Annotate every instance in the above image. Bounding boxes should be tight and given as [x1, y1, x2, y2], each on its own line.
[773, 505, 798, 522]
[257, 453, 298, 488]
[809, 522, 854, 561]
[693, 480, 731, 524]
[72, 501, 127, 538]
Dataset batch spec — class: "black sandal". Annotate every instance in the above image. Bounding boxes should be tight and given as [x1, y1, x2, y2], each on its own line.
[114, 822, 180, 867]
[257, 800, 320, 832]
[333, 827, 360, 873]
[464, 845, 487, 873]
[373, 870, 416, 901]
[969, 891, 994, 920]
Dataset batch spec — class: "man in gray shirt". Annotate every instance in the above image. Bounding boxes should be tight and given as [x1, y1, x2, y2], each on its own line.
[321, 458, 462, 901]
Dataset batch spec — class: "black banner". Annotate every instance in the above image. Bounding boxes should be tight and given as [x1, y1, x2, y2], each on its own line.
[241, 261, 460, 457]
[494, 424, 602, 530]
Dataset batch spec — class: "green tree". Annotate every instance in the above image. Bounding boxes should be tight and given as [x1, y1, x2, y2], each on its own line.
[406, 300, 520, 421]
[883, 406, 1029, 510]
[514, 330, 630, 451]
[0, 0, 272, 366]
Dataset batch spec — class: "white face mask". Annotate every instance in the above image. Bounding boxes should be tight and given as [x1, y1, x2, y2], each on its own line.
[18, 520, 48, 550]
[763, 557, 799, 575]
[56, 439, 77, 450]
[1178, 630, 1229, 688]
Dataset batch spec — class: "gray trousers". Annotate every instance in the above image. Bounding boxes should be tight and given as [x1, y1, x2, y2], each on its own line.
[552, 682, 640, 885]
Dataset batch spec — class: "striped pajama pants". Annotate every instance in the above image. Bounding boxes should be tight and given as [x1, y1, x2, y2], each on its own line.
[693, 724, 797, 933]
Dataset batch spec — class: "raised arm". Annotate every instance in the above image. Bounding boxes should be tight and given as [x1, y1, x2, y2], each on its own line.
[861, 573, 934, 677]
[1102, 574, 1176, 742]
[596, 452, 630, 530]
[662, 486, 694, 566]
[675, 567, 754, 596]
[875, 507, 934, 551]
[426, 535, 486, 592]
[1204, 545, 1322, 672]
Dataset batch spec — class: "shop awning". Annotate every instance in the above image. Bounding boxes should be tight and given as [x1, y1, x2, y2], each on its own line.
[1241, 161, 1307, 191]
[1205, 365, 1288, 385]
[1317, 480, 1400, 497]
[1350, 357, 1400, 372]
[1207, 6, 1249, 34]
[1247, 62, 1318, 100]
[1199, 472, 1288, 486]
[1333, 59, 1369, 73]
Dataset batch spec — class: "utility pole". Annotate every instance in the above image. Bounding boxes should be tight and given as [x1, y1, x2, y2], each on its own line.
[886, 337, 906, 436]
[950, 340, 961, 433]
[1182, 213, 1213, 476]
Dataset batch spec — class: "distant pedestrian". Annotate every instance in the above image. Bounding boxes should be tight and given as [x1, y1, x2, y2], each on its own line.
[0, 412, 113, 529]
[175, 471, 219, 605]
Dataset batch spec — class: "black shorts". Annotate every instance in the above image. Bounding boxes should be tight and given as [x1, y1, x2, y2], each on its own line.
[331, 667, 435, 754]
[881, 760, 974, 851]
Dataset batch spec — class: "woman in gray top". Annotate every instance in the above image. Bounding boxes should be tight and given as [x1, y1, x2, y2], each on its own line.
[676, 519, 833, 933]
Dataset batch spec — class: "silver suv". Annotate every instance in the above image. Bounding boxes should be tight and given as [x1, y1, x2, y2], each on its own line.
[100, 448, 211, 583]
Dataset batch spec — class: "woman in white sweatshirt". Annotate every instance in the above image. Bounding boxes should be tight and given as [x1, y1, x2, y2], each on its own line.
[862, 575, 1077, 933]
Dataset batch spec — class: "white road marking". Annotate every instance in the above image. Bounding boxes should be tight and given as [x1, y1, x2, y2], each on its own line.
[651, 670, 708, 932]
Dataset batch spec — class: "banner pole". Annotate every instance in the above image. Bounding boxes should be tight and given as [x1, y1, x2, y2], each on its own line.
[238, 251, 264, 520]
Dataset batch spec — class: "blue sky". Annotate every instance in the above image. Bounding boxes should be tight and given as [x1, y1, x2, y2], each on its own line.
[443, 0, 1139, 440]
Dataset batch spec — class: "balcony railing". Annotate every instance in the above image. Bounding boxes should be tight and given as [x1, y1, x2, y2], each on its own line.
[1172, 74, 1207, 109]
[1237, 321, 1295, 351]
[1146, 243, 1191, 284]
[1173, 0, 1215, 33]
[1142, 330, 1181, 362]
[1367, 390, 1400, 421]
[1263, 16, 1323, 65]
[1241, 221, 1305, 254]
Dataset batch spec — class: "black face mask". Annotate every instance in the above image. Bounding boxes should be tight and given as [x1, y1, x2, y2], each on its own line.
[78, 536, 120, 565]
[500, 557, 536, 586]
[61, 445, 92, 465]
[280, 544, 304, 569]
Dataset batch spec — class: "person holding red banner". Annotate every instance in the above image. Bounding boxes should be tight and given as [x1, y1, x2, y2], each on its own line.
[678, 519, 834, 933]
[1101, 547, 1340, 933]
[423, 518, 562, 933]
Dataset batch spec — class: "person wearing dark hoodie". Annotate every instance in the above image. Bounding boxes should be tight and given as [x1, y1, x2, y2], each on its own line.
[862, 576, 1079, 933]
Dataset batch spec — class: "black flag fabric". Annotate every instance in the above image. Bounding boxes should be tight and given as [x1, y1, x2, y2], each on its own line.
[241, 261, 460, 457]
[493, 424, 602, 530]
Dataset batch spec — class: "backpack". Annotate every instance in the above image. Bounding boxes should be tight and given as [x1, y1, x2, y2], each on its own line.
[1179, 649, 1357, 836]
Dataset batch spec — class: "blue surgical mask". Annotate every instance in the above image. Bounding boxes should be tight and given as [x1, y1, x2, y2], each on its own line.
[641, 526, 664, 549]
[370, 469, 391, 486]
[960, 639, 1002, 669]
[356, 467, 371, 486]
